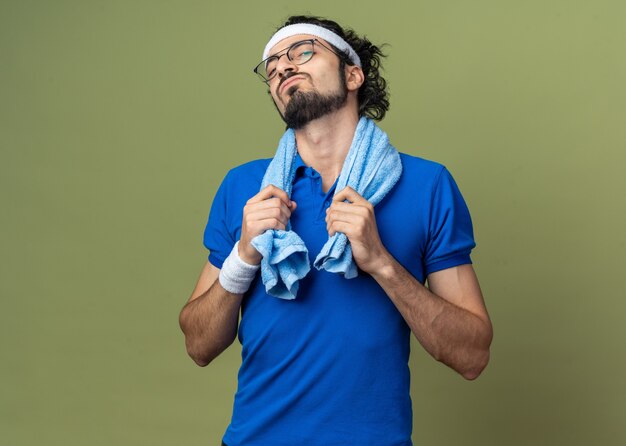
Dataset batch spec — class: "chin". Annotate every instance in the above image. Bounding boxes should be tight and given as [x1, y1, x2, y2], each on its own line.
[277, 88, 302, 112]
[286, 85, 301, 96]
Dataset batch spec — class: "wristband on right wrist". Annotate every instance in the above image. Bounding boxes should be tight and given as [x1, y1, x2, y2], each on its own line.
[219, 241, 260, 294]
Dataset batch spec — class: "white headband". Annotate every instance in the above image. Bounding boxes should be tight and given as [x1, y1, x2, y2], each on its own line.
[262, 24, 362, 68]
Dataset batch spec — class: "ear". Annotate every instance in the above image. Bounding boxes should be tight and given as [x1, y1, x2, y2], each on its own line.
[345, 65, 365, 92]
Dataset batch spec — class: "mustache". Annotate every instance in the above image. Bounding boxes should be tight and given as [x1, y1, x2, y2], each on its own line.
[277, 72, 309, 94]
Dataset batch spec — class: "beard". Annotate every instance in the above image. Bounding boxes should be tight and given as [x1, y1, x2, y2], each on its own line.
[280, 74, 348, 130]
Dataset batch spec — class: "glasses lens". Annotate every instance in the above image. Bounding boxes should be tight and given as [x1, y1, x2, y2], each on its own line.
[287, 40, 315, 65]
[263, 56, 279, 81]
[254, 40, 316, 82]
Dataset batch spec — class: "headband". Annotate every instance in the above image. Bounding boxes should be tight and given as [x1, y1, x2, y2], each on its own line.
[262, 24, 362, 67]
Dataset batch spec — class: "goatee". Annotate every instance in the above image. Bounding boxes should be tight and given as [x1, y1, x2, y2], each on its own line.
[282, 87, 348, 130]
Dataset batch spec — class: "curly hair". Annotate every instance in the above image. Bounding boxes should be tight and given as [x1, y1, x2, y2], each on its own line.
[278, 15, 390, 121]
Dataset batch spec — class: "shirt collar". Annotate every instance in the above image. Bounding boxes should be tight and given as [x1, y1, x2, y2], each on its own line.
[294, 151, 307, 178]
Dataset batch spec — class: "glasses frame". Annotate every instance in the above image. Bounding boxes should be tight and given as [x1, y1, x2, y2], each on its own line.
[253, 38, 343, 83]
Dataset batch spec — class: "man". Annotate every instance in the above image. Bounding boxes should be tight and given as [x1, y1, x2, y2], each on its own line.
[179, 15, 492, 446]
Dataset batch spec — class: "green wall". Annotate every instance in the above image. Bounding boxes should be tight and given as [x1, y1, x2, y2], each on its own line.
[2, 1, 625, 444]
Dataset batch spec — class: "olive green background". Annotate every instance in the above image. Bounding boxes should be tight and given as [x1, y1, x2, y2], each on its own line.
[2, 0, 625, 444]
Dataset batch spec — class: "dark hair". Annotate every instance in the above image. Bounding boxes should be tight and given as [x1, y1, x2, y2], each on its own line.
[279, 15, 390, 121]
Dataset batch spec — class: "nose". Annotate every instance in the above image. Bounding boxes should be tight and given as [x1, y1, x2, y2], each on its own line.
[275, 53, 298, 79]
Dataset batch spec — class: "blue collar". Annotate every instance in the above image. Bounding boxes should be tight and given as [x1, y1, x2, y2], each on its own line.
[294, 152, 309, 178]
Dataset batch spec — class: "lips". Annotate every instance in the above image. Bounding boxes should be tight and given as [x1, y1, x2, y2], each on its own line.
[279, 75, 305, 94]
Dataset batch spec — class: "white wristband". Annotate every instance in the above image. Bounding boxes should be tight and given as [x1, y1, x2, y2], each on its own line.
[219, 241, 261, 294]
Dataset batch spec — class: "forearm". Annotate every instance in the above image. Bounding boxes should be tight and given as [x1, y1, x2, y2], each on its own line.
[180, 186, 293, 366]
[179, 281, 243, 367]
[371, 255, 492, 380]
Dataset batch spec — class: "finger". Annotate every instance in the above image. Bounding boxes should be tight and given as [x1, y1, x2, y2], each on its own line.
[247, 185, 292, 206]
[247, 197, 293, 214]
[326, 210, 365, 235]
[332, 186, 369, 206]
[327, 220, 358, 238]
[249, 218, 287, 233]
[247, 206, 291, 225]
[327, 200, 369, 216]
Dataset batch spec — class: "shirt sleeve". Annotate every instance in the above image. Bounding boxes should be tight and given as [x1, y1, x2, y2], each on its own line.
[203, 171, 236, 269]
[424, 167, 476, 276]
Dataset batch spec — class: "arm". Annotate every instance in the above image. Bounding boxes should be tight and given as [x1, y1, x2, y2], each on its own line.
[371, 261, 492, 380]
[326, 187, 492, 380]
[179, 185, 296, 366]
[179, 262, 243, 367]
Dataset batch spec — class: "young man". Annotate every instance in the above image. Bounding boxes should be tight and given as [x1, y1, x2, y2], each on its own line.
[180, 16, 492, 446]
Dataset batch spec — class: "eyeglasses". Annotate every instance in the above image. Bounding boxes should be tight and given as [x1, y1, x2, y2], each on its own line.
[253, 38, 341, 83]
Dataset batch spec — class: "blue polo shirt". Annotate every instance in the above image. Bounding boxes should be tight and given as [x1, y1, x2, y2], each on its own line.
[204, 153, 475, 446]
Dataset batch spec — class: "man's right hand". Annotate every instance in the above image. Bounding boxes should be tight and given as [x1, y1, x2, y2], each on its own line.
[239, 185, 297, 265]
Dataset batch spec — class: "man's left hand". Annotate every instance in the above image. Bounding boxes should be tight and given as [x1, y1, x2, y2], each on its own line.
[325, 187, 390, 275]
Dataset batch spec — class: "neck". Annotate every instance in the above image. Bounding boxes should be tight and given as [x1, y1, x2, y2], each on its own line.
[293, 103, 360, 192]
